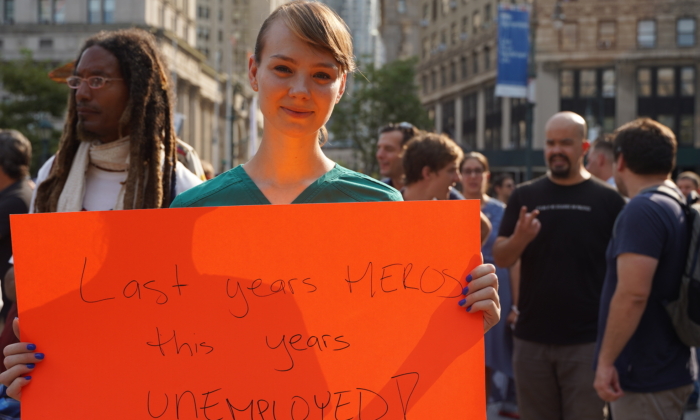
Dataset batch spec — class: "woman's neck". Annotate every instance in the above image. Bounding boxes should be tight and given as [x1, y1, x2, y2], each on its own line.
[243, 125, 335, 200]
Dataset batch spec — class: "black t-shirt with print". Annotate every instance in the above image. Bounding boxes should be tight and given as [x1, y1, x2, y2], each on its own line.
[498, 176, 625, 345]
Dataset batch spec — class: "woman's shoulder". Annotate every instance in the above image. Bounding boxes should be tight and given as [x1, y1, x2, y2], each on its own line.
[326, 165, 403, 202]
[171, 165, 247, 208]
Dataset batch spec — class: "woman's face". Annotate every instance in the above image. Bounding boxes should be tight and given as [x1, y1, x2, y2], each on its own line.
[249, 19, 347, 140]
[460, 158, 488, 196]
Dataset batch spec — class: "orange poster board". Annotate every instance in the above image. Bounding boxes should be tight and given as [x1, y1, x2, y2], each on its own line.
[11, 200, 485, 419]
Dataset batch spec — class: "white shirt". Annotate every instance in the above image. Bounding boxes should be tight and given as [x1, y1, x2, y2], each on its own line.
[30, 155, 202, 213]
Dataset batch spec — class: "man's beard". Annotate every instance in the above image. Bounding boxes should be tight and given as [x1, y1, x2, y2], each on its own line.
[77, 121, 100, 143]
[549, 154, 572, 179]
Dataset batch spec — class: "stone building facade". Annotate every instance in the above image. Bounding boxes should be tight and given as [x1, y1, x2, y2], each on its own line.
[418, 0, 700, 179]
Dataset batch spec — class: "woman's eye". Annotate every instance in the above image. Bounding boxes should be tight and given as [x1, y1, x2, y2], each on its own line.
[314, 72, 331, 80]
[274, 65, 292, 73]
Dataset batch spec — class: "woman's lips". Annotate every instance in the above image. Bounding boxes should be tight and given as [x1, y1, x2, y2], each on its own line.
[282, 107, 313, 117]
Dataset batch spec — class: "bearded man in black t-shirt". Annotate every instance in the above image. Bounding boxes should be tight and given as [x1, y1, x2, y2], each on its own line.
[493, 112, 625, 420]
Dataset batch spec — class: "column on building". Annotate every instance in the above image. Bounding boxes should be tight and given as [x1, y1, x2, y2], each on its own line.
[435, 101, 443, 134]
[501, 97, 511, 149]
[533, 62, 559, 149]
[455, 96, 463, 145]
[616, 61, 637, 128]
[476, 88, 485, 149]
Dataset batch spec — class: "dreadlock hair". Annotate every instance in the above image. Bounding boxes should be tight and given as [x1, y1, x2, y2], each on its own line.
[35, 28, 177, 212]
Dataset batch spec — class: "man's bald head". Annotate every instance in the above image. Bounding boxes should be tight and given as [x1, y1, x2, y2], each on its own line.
[545, 111, 587, 141]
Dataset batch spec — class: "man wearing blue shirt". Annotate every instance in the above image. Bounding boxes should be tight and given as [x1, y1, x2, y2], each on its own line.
[594, 118, 696, 420]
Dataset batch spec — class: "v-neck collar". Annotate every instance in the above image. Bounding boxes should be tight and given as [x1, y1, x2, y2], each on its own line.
[235, 164, 340, 204]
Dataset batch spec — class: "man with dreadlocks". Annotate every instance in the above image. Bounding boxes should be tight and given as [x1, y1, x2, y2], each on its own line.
[31, 28, 201, 213]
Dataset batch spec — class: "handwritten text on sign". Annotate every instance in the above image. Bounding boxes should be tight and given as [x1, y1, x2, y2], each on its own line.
[11, 200, 485, 419]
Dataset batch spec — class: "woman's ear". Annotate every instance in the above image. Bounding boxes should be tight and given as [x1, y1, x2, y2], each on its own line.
[336, 73, 347, 104]
[249, 55, 259, 92]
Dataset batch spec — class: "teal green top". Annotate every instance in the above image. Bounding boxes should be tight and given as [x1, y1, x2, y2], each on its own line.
[170, 164, 403, 208]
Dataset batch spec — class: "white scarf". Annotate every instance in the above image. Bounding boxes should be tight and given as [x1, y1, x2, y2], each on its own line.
[57, 137, 131, 212]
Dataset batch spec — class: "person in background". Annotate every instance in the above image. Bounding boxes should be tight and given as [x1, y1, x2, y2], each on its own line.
[200, 160, 215, 180]
[176, 138, 207, 181]
[493, 111, 626, 420]
[0, 130, 33, 322]
[492, 173, 515, 204]
[402, 132, 492, 244]
[0, 28, 202, 404]
[461, 152, 519, 418]
[586, 134, 616, 188]
[376, 122, 465, 199]
[676, 171, 700, 198]
[594, 118, 694, 420]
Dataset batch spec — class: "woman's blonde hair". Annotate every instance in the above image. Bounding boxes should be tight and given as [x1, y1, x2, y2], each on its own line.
[254, 0, 356, 74]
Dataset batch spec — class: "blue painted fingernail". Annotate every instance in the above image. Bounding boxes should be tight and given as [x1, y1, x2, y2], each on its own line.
[462, 286, 469, 295]
[466, 274, 473, 283]
[24, 376, 31, 381]
[467, 306, 472, 312]
[26, 344, 36, 351]
[26, 364, 35, 369]
[34, 353, 44, 360]
[458, 298, 466, 306]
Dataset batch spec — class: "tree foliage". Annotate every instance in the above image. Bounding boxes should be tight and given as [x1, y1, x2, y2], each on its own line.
[0, 50, 69, 175]
[329, 57, 432, 175]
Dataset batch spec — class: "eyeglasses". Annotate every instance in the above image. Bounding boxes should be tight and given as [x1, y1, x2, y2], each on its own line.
[462, 168, 485, 177]
[397, 122, 415, 129]
[66, 76, 123, 90]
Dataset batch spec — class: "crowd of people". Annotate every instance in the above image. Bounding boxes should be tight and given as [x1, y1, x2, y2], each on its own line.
[0, 1, 697, 419]
[373, 113, 699, 420]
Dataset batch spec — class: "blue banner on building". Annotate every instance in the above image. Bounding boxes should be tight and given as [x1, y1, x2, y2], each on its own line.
[495, 5, 530, 98]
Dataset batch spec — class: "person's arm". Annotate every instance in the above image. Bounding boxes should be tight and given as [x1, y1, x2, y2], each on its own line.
[506, 259, 520, 327]
[492, 206, 540, 267]
[480, 211, 492, 245]
[594, 253, 656, 402]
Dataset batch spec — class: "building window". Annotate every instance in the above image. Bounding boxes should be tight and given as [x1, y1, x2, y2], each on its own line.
[440, 66, 446, 87]
[432, 0, 438, 21]
[39, 38, 53, 49]
[461, 56, 467, 79]
[472, 51, 479, 74]
[597, 21, 616, 49]
[484, 47, 490, 71]
[657, 68, 675, 97]
[450, 61, 456, 83]
[472, 11, 481, 34]
[3, 0, 14, 24]
[560, 23, 578, 50]
[679, 115, 694, 146]
[441, 0, 449, 15]
[484, 85, 502, 150]
[681, 67, 695, 96]
[560, 69, 617, 134]
[422, 74, 428, 94]
[637, 68, 652, 97]
[461, 16, 468, 38]
[422, 3, 429, 21]
[560, 70, 574, 98]
[637, 66, 696, 146]
[422, 38, 429, 59]
[602, 69, 616, 98]
[637, 20, 656, 48]
[431, 70, 437, 91]
[398, 0, 407, 14]
[38, 0, 51, 23]
[54, 0, 66, 23]
[580, 70, 597, 98]
[451, 22, 457, 45]
[103, 0, 114, 23]
[678, 18, 696, 47]
[484, 3, 492, 25]
[462, 93, 478, 150]
[88, 0, 114, 23]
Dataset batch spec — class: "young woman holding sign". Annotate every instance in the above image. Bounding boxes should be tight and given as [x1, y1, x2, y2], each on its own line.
[0, 0, 500, 400]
